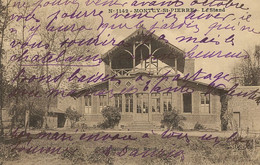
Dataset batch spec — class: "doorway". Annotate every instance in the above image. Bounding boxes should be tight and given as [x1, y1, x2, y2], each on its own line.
[57, 113, 66, 128]
[135, 93, 149, 121]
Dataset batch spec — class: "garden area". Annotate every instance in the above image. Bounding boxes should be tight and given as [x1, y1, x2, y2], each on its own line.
[0, 128, 260, 165]
[1, 106, 260, 165]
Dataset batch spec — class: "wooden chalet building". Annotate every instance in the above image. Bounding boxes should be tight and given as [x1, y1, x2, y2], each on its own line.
[72, 28, 227, 131]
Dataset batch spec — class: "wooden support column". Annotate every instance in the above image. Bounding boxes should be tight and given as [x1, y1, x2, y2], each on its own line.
[133, 93, 137, 120]
[122, 94, 126, 114]
[148, 93, 152, 122]
[133, 42, 136, 71]
[149, 43, 152, 73]
[90, 95, 93, 114]
[108, 56, 113, 107]
[175, 57, 178, 74]
[172, 81, 177, 109]
[109, 56, 112, 68]
[81, 96, 85, 115]
[109, 56, 112, 76]
[179, 93, 183, 114]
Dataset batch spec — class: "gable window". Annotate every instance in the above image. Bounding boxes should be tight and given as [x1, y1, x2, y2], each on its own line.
[200, 93, 210, 113]
[183, 93, 192, 113]
[125, 94, 133, 112]
[114, 94, 122, 112]
[84, 95, 92, 114]
[99, 95, 107, 112]
[163, 93, 172, 111]
[151, 93, 160, 112]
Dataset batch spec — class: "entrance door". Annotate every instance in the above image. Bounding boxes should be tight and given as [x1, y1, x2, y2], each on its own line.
[135, 93, 149, 121]
[57, 113, 66, 128]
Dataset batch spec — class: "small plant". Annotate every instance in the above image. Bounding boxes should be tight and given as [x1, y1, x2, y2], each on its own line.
[161, 108, 186, 131]
[65, 107, 82, 128]
[98, 106, 121, 129]
[194, 122, 205, 131]
[87, 147, 114, 165]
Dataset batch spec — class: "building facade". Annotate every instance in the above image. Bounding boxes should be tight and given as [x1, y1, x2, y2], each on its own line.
[71, 28, 227, 131]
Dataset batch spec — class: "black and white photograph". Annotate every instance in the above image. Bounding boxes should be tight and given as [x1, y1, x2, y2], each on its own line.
[0, 0, 260, 164]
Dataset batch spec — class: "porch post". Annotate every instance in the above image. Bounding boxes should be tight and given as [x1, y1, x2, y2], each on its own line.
[133, 93, 137, 121]
[172, 81, 178, 111]
[133, 42, 136, 71]
[148, 93, 152, 122]
[109, 56, 112, 69]
[108, 56, 113, 107]
[149, 42, 152, 73]
[175, 57, 178, 74]
[122, 94, 126, 115]
[81, 96, 85, 115]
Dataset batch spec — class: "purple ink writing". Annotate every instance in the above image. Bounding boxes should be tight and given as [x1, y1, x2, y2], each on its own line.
[79, 132, 137, 142]
[131, 0, 184, 7]
[185, 45, 249, 59]
[190, 0, 249, 11]
[161, 129, 190, 144]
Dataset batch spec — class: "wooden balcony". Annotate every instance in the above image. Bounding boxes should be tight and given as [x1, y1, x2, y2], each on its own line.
[111, 68, 133, 76]
[111, 66, 177, 77]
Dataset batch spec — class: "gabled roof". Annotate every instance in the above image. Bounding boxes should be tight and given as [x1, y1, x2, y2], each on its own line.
[101, 28, 186, 72]
[101, 27, 185, 60]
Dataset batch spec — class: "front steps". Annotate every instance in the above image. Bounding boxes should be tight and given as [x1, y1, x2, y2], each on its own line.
[125, 121, 161, 131]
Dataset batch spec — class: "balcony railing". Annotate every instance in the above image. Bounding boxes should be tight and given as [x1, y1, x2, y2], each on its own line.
[111, 68, 133, 76]
[111, 67, 177, 77]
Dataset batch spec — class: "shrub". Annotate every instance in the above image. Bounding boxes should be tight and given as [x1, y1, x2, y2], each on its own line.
[161, 108, 186, 131]
[98, 106, 121, 129]
[194, 122, 205, 131]
[65, 107, 82, 128]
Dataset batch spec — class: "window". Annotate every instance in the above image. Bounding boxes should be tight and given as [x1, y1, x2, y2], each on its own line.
[200, 93, 210, 113]
[99, 95, 107, 112]
[84, 95, 92, 114]
[136, 93, 148, 113]
[151, 93, 160, 112]
[114, 94, 122, 112]
[163, 93, 172, 111]
[125, 94, 133, 112]
[183, 93, 192, 113]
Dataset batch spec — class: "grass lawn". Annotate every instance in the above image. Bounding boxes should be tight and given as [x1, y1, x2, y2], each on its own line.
[0, 130, 260, 165]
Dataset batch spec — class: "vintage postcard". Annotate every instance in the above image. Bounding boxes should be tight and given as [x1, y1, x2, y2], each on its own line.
[0, 0, 260, 164]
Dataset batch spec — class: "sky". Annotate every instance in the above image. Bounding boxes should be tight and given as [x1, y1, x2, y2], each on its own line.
[4, 0, 260, 88]
[95, 0, 260, 84]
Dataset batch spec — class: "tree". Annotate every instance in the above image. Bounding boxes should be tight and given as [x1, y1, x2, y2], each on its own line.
[5, 1, 40, 133]
[232, 45, 260, 105]
[39, 25, 98, 128]
[232, 45, 260, 86]
[0, 0, 12, 137]
[1, 0, 100, 133]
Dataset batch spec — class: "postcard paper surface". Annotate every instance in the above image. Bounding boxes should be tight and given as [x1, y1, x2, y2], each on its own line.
[0, 0, 260, 164]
